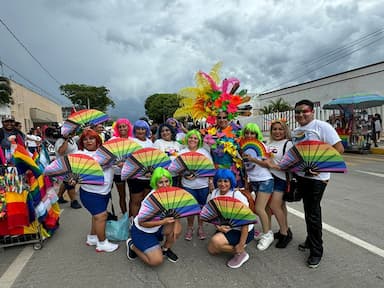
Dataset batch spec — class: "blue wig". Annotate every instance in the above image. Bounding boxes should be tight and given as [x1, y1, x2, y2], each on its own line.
[133, 120, 151, 138]
[213, 169, 236, 189]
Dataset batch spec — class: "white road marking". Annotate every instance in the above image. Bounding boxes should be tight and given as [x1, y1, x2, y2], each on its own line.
[0, 246, 34, 288]
[355, 170, 384, 178]
[287, 206, 384, 258]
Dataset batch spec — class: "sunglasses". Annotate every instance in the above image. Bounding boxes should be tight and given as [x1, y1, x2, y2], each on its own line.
[217, 116, 228, 120]
[294, 109, 312, 115]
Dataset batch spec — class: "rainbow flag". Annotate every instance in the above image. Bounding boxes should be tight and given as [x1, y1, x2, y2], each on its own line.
[13, 144, 42, 177]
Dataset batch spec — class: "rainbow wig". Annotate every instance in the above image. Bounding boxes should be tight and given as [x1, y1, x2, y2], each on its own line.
[241, 123, 264, 141]
[150, 167, 173, 190]
[133, 120, 151, 138]
[78, 128, 102, 150]
[113, 118, 133, 137]
[213, 169, 236, 189]
[184, 129, 203, 148]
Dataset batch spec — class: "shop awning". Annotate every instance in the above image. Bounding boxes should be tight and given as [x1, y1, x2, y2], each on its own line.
[30, 108, 58, 123]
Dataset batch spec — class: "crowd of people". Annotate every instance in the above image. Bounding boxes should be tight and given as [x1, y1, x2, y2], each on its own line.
[0, 98, 344, 269]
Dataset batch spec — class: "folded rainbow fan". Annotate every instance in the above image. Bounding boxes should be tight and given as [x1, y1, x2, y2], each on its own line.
[94, 138, 142, 166]
[239, 139, 270, 158]
[168, 151, 215, 177]
[279, 140, 347, 174]
[137, 186, 201, 222]
[200, 196, 257, 227]
[44, 153, 104, 185]
[121, 147, 171, 179]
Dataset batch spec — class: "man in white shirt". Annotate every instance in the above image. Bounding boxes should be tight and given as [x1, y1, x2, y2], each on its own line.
[292, 99, 344, 269]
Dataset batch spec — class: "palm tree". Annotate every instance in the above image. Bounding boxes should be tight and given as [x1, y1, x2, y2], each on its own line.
[0, 76, 14, 106]
[261, 98, 292, 114]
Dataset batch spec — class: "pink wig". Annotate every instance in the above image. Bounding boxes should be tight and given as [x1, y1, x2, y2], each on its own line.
[113, 118, 133, 137]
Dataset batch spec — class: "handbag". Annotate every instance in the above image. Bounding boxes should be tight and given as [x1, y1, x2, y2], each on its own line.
[106, 212, 130, 241]
[282, 140, 302, 202]
[283, 172, 302, 202]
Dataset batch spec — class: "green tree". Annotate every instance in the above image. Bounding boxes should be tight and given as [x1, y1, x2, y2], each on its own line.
[60, 84, 115, 112]
[0, 76, 14, 106]
[145, 93, 180, 123]
[261, 98, 292, 114]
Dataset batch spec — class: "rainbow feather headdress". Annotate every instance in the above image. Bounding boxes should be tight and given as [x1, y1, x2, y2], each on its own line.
[174, 62, 250, 125]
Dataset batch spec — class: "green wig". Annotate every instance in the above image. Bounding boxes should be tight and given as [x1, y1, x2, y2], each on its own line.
[150, 167, 173, 189]
[184, 129, 203, 148]
[241, 123, 264, 141]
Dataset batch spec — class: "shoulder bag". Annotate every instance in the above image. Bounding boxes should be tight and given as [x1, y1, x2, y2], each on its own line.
[281, 140, 302, 202]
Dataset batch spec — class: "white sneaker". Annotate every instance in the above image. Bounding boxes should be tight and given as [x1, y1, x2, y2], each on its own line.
[257, 231, 274, 251]
[96, 239, 119, 252]
[86, 235, 98, 246]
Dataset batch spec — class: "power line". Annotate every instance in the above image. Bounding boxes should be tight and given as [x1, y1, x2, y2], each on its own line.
[262, 27, 384, 93]
[0, 59, 63, 104]
[0, 17, 63, 86]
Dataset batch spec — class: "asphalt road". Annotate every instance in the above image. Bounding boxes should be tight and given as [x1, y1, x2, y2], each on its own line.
[1, 153, 384, 288]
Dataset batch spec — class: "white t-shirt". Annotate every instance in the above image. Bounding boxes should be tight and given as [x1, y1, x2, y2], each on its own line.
[26, 134, 41, 148]
[243, 141, 273, 182]
[208, 189, 254, 232]
[292, 119, 341, 181]
[133, 137, 153, 148]
[54, 137, 78, 158]
[268, 139, 293, 180]
[153, 139, 183, 160]
[179, 147, 213, 189]
[77, 150, 114, 195]
[134, 189, 162, 233]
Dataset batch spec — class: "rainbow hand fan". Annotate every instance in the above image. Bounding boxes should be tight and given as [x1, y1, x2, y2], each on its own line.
[279, 140, 347, 174]
[94, 138, 142, 166]
[168, 151, 215, 177]
[68, 109, 110, 127]
[137, 186, 201, 222]
[239, 139, 270, 158]
[121, 147, 171, 179]
[44, 153, 104, 185]
[200, 196, 257, 228]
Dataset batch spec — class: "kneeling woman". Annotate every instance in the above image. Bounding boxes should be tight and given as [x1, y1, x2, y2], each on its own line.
[78, 129, 118, 253]
[207, 169, 254, 269]
[126, 167, 182, 266]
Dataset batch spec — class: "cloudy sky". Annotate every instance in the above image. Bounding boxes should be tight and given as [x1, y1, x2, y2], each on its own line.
[1, 0, 384, 120]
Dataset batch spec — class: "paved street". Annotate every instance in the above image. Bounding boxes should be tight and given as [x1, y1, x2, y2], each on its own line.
[1, 153, 384, 288]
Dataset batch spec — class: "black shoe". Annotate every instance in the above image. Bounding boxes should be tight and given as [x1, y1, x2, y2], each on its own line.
[163, 248, 178, 263]
[307, 256, 321, 268]
[57, 197, 68, 204]
[126, 238, 137, 260]
[70, 200, 82, 209]
[275, 228, 292, 248]
[274, 231, 282, 240]
[298, 241, 310, 251]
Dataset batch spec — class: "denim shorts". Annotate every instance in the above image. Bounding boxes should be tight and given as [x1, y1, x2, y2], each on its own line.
[79, 188, 110, 216]
[183, 187, 209, 206]
[250, 178, 274, 194]
[222, 228, 254, 246]
[131, 223, 164, 253]
[272, 175, 286, 193]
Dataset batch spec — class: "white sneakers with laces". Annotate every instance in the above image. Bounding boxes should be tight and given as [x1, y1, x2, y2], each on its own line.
[96, 239, 119, 252]
[256, 230, 274, 251]
[86, 234, 98, 246]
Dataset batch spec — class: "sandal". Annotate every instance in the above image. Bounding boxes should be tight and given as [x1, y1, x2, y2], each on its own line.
[184, 227, 193, 241]
[197, 226, 207, 240]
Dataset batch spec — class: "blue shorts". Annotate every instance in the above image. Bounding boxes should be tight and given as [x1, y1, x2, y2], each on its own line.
[273, 176, 286, 193]
[131, 223, 164, 253]
[79, 188, 110, 216]
[222, 228, 254, 246]
[183, 187, 209, 206]
[250, 178, 274, 194]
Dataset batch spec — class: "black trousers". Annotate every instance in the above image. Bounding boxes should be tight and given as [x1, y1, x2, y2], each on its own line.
[297, 176, 328, 257]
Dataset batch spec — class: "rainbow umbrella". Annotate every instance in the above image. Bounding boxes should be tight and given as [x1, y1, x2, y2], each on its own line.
[137, 186, 201, 222]
[279, 140, 347, 174]
[94, 138, 142, 166]
[168, 151, 215, 177]
[121, 147, 171, 179]
[200, 196, 257, 227]
[44, 153, 104, 185]
[68, 109, 110, 127]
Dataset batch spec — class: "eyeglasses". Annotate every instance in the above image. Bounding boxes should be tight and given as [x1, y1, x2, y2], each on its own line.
[294, 109, 312, 115]
[217, 116, 228, 120]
